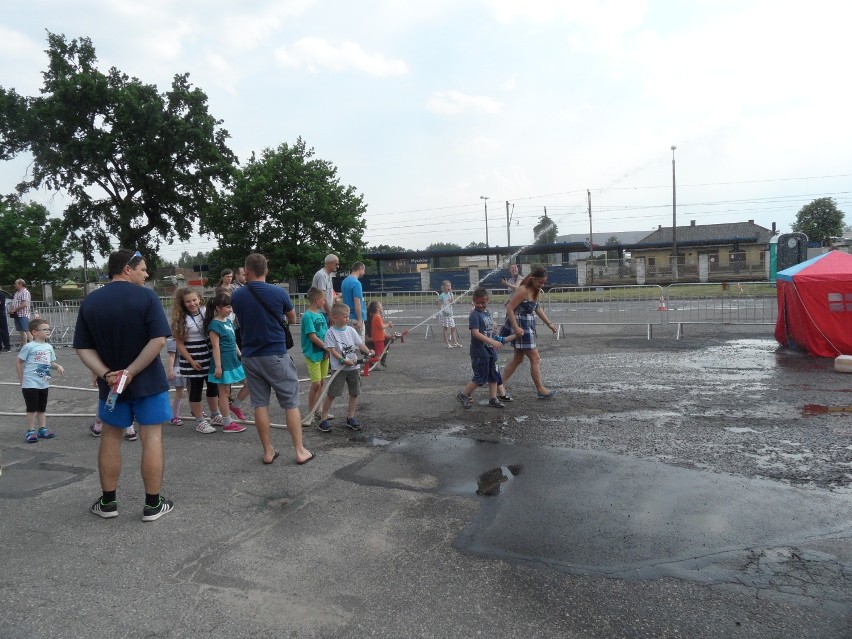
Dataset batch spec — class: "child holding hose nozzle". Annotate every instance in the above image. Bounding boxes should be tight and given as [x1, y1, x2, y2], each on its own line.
[318, 303, 374, 433]
[366, 300, 395, 370]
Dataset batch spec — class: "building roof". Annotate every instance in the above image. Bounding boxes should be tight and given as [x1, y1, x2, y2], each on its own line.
[637, 221, 775, 245]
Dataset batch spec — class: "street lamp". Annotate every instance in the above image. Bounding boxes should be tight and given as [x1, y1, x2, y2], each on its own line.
[480, 195, 490, 267]
[671, 145, 678, 281]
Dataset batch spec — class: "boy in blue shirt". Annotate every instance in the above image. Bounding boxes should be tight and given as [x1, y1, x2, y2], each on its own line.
[457, 289, 515, 409]
[17, 318, 64, 442]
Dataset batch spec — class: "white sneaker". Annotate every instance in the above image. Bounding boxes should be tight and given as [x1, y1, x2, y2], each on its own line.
[196, 420, 215, 434]
[301, 413, 315, 427]
[211, 414, 229, 426]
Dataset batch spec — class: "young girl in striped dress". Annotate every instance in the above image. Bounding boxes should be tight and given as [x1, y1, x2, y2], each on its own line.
[171, 287, 220, 434]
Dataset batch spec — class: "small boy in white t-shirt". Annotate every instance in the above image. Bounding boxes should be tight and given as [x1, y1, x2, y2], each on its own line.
[17, 318, 64, 442]
[318, 303, 373, 433]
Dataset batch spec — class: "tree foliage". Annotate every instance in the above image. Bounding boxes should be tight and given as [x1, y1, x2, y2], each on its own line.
[604, 235, 622, 258]
[0, 197, 72, 283]
[792, 197, 846, 246]
[205, 138, 367, 281]
[368, 244, 409, 253]
[0, 32, 235, 261]
[425, 242, 461, 268]
[533, 215, 558, 245]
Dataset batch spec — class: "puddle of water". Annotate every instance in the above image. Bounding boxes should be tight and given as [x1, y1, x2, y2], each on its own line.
[476, 464, 522, 496]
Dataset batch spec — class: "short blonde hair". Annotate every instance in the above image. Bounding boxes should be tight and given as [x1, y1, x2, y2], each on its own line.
[331, 302, 349, 317]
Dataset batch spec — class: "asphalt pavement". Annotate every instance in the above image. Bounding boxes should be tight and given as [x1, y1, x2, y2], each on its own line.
[1, 322, 850, 638]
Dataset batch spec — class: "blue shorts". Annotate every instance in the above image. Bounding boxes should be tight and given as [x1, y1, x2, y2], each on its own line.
[14, 316, 29, 332]
[471, 355, 499, 386]
[242, 354, 299, 410]
[99, 391, 172, 428]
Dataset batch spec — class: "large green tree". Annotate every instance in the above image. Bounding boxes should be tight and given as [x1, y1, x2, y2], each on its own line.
[0, 197, 72, 284]
[205, 138, 367, 281]
[0, 32, 235, 260]
[792, 197, 846, 246]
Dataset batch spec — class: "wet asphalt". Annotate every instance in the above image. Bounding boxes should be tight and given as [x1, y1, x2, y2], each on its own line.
[0, 322, 850, 638]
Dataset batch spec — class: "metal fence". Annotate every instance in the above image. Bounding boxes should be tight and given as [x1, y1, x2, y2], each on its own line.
[545, 285, 667, 340]
[362, 290, 442, 338]
[30, 300, 83, 347]
[22, 282, 779, 348]
[665, 282, 778, 339]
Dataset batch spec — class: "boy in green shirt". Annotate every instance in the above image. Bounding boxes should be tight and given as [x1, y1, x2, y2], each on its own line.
[301, 287, 330, 426]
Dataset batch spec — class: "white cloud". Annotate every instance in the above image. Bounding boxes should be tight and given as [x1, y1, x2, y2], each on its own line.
[275, 38, 408, 76]
[0, 26, 47, 93]
[205, 51, 239, 95]
[426, 90, 502, 115]
[216, 0, 317, 52]
[500, 73, 518, 91]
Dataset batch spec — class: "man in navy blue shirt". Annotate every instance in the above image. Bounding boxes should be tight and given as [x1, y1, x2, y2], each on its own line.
[74, 249, 174, 522]
[231, 253, 314, 466]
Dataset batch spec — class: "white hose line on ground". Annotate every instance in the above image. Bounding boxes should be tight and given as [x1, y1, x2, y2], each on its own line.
[301, 367, 344, 424]
[0, 410, 290, 430]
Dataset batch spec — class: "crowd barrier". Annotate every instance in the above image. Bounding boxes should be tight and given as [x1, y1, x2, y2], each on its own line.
[22, 282, 778, 348]
[544, 285, 667, 340]
[30, 301, 82, 347]
[665, 282, 777, 340]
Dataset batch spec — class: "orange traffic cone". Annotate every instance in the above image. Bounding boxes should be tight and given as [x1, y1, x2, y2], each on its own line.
[657, 295, 667, 311]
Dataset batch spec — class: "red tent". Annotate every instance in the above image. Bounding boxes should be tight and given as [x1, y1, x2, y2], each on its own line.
[775, 251, 852, 357]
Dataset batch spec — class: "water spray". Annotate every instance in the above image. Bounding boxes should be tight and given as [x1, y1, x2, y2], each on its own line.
[397, 218, 559, 339]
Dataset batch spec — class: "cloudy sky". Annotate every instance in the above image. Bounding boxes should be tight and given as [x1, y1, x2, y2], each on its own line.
[2, 0, 850, 261]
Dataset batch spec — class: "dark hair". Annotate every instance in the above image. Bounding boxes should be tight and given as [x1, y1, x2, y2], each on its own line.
[108, 249, 143, 278]
[366, 300, 381, 341]
[218, 269, 233, 286]
[204, 292, 232, 335]
[472, 288, 488, 300]
[350, 261, 365, 273]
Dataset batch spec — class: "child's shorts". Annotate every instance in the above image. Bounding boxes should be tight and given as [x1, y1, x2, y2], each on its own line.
[22, 387, 49, 413]
[327, 369, 361, 398]
[440, 313, 455, 328]
[172, 369, 186, 389]
[305, 357, 330, 383]
[471, 355, 499, 386]
[99, 391, 171, 428]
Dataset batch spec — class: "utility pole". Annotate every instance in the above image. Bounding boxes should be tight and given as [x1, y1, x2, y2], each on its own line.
[505, 200, 511, 254]
[588, 190, 593, 283]
[587, 189, 593, 259]
[480, 195, 490, 267]
[671, 145, 678, 281]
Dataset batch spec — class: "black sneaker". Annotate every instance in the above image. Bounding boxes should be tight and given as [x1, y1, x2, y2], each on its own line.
[488, 398, 506, 409]
[91, 498, 118, 519]
[142, 497, 174, 522]
[346, 417, 362, 432]
[498, 394, 513, 402]
[318, 419, 332, 433]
